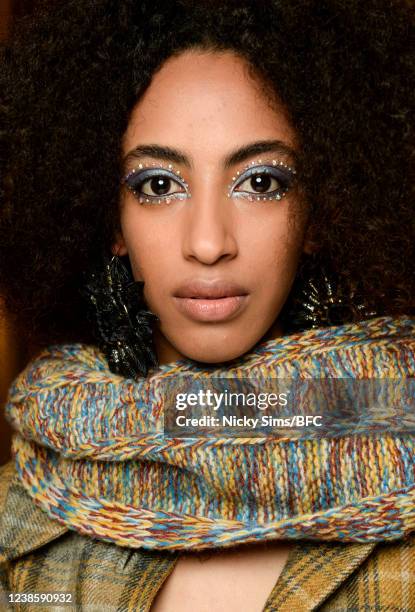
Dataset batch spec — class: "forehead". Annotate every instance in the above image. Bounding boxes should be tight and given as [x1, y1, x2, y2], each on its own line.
[122, 50, 298, 161]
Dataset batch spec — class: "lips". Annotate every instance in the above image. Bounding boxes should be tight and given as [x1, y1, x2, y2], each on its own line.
[173, 279, 249, 322]
[174, 279, 249, 299]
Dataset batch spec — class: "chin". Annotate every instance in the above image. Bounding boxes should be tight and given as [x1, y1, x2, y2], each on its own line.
[179, 337, 260, 365]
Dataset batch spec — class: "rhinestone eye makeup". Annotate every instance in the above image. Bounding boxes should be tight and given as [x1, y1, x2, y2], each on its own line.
[121, 162, 190, 204]
[227, 159, 297, 202]
[121, 158, 297, 205]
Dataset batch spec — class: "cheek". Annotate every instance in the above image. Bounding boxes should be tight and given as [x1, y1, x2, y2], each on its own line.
[240, 205, 303, 277]
[120, 208, 177, 282]
[243, 214, 304, 322]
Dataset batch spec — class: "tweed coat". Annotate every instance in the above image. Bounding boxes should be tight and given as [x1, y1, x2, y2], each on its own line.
[1, 460, 415, 611]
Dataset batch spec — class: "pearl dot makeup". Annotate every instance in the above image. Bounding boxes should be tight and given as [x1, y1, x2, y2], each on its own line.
[122, 162, 190, 204]
[121, 158, 297, 205]
[227, 158, 297, 202]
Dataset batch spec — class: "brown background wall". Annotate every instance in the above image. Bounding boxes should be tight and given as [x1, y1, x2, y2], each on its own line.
[0, 0, 36, 465]
[0, 0, 11, 40]
[0, 1, 14, 466]
[0, 316, 21, 465]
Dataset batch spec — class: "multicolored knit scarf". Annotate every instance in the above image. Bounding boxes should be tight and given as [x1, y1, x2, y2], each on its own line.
[5, 315, 415, 550]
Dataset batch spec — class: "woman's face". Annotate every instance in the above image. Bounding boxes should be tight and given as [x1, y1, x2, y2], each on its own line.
[114, 50, 312, 365]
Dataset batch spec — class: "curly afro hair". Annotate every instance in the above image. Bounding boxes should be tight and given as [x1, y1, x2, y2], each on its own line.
[0, 0, 414, 354]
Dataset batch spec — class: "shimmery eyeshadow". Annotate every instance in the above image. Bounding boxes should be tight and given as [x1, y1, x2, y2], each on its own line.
[122, 162, 190, 204]
[227, 158, 296, 202]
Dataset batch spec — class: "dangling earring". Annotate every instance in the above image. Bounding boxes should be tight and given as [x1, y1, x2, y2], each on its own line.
[280, 257, 380, 333]
[81, 254, 159, 378]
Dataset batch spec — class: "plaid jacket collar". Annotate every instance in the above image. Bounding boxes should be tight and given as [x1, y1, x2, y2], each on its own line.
[263, 539, 377, 610]
[0, 463, 68, 563]
[0, 461, 377, 610]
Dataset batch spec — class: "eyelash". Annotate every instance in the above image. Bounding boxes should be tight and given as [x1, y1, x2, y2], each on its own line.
[121, 163, 189, 204]
[121, 159, 296, 205]
[228, 159, 296, 202]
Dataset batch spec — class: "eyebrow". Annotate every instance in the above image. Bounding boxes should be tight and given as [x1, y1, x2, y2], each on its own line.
[223, 140, 296, 168]
[122, 140, 296, 170]
[123, 144, 189, 168]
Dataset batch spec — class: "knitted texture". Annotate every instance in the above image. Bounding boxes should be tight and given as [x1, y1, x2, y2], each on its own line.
[5, 315, 415, 550]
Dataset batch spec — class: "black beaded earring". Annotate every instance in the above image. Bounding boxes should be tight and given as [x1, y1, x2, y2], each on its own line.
[81, 254, 159, 378]
[280, 257, 380, 333]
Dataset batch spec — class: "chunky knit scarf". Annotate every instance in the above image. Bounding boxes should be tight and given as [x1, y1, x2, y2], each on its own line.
[5, 315, 415, 550]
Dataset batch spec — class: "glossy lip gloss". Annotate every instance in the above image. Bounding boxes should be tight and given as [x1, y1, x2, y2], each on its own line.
[172, 279, 250, 322]
[173, 295, 248, 322]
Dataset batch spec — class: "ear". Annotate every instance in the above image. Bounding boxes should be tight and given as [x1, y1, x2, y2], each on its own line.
[302, 226, 320, 255]
[111, 232, 144, 282]
[112, 232, 128, 257]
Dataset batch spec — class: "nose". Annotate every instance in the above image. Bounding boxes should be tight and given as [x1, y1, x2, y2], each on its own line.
[182, 189, 238, 265]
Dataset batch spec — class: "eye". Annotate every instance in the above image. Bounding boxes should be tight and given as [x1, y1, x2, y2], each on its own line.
[230, 164, 296, 201]
[237, 173, 280, 194]
[122, 167, 189, 203]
